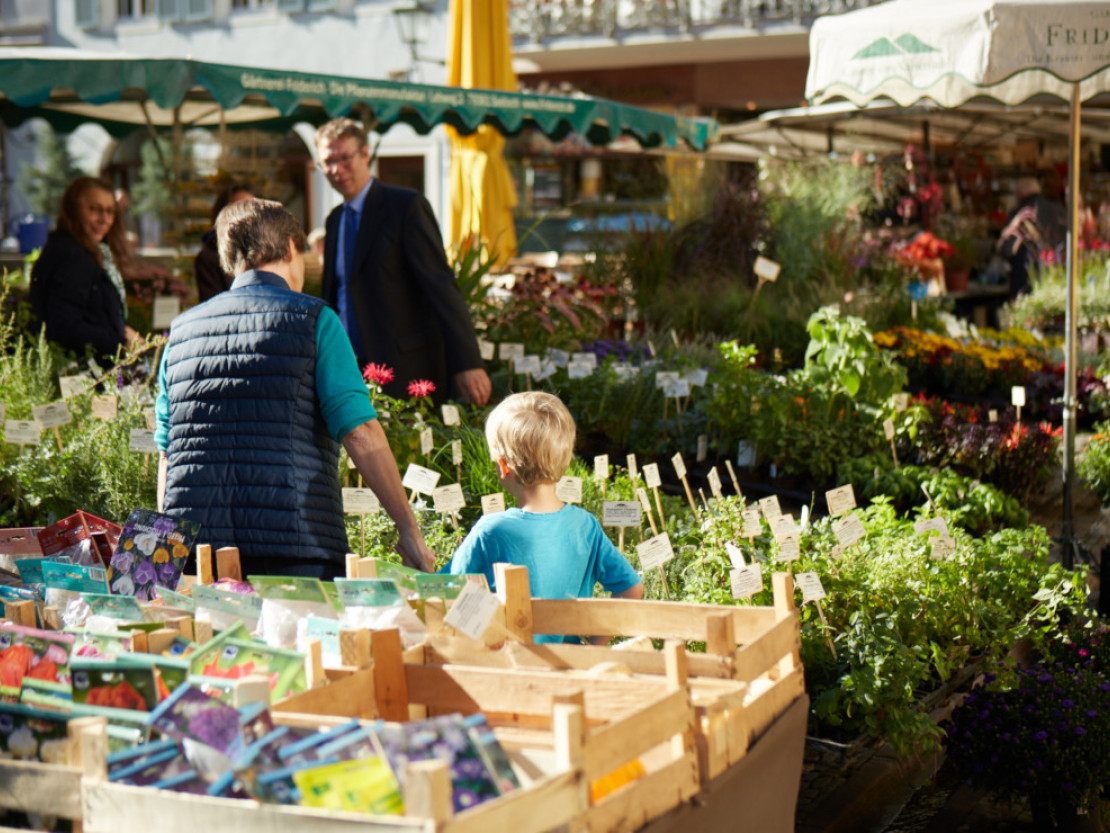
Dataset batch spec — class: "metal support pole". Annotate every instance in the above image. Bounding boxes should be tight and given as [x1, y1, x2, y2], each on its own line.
[1062, 84, 1081, 569]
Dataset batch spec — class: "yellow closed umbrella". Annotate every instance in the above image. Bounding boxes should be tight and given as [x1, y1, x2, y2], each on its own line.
[447, 0, 518, 264]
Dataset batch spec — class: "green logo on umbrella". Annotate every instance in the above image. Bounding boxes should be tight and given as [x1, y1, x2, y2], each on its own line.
[852, 34, 940, 60]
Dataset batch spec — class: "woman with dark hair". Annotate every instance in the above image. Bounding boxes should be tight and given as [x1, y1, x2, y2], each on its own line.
[193, 181, 254, 301]
[29, 176, 138, 364]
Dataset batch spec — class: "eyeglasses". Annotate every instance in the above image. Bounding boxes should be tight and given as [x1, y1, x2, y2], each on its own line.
[318, 149, 365, 170]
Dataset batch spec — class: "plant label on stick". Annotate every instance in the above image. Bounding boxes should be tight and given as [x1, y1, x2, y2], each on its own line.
[444, 582, 501, 642]
[730, 564, 763, 599]
[548, 348, 569, 368]
[825, 485, 857, 517]
[670, 328, 681, 348]
[832, 513, 866, 549]
[830, 545, 844, 560]
[91, 394, 118, 420]
[626, 453, 639, 482]
[420, 427, 434, 456]
[725, 541, 745, 568]
[988, 409, 998, 423]
[567, 361, 592, 379]
[555, 476, 583, 504]
[707, 467, 723, 499]
[636, 486, 654, 514]
[795, 571, 827, 602]
[758, 495, 782, 521]
[663, 378, 690, 399]
[883, 417, 895, 441]
[771, 514, 797, 541]
[402, 463, 440, 496]
[914, 517, 951, 538]
[478, 339, 496, 361]
[481, 493, 506, 515]
[892, 392, 910, 411]
[516, 355, 541, 375]
[697, 434, 709, 463]
[671, 452, 687, 481]
[777, 534, 800, 562]
[128, 428, 158, 453]
[684, 368, 709, 388]
[654, 371, 680, 390]
[637, 533, 675, 570]
[499, 342, 525, 362]
[451, 440, 462, 466]
[342, 488, 381, 514]
[32, 401, 71, 429]
[5, 420, 40, 446]
[1011, 386, 1026, 407]
[741, 507, 762, 538]
[736, 441, 756, 468]
[432, 483, 466, 514]
[931, 537, 956, 560]
[594, 454, 609, 482]
[753, 255, 781, 282]
[152, 295, 181, 329]
[59, 374, 91, 400]
[603, 501, 642, 528]
[441, 404, 460, 426]
[642, 463, 661, 490]
[570, 352, 597, 370]
[534, 359, 557, 381]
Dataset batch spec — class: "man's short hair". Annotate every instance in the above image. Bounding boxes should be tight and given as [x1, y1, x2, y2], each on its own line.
[315, 118, 367, 150]
[1016, 176, 1042, 200]
[215, 198, 306, 277]
[485, 392, 576, 487]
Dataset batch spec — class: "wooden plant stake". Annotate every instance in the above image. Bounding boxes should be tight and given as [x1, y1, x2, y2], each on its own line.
[672, 452, 699, 517]
[725, 458, 742, 497]
[216, 546, 242, 581]
[636, 487, 659, 536]
[53, 427, 63, 452]
[698, 488, 712, 514]
[813, 601, 837, 660]
[883, 417, 899, 467]
[196, 543, 214, 585]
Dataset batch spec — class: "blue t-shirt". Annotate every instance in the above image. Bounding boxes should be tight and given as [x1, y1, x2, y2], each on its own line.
[445, 504, 641, 643]
[155, 300, 375, 451]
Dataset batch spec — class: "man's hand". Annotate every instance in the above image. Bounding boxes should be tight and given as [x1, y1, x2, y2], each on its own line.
[454, 368, 492, 406]
[395, 527, 436, 572]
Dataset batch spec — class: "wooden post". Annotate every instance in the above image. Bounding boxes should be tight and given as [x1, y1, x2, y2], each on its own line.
[129, 630, 149, 654]
[663, 640, 690, 759]
[231, 674, 272, 708]
[494, 563, 533, 644]
[553, 703, 588, 810]
[340, 627, 372, 668]
[424, 598, 447, 636]
[370, 628, 409, 721]
[304, 638, 325, 689]
[705, 612, 735, 657]
[345, 552, 361, 579]
[216, 546, 242, 581]
[404, 759, 453, 824]
[146, 628, 179, 655]
[772, 572, 801, 676]
[67, 716, 108, 779]
[195, 543, 214, 585]
[41, 605, 60, 631]
[3, 600, 35, 628]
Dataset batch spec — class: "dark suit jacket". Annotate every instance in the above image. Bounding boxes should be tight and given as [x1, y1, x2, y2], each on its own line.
[322, 180, 483, 402]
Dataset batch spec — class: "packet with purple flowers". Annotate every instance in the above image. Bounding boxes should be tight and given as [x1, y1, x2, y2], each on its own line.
[108, 509, 201, 601]
[148, 682, 247, 759]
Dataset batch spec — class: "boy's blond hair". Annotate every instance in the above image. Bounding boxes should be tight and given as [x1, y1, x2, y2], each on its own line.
[485, 392, 576, 486]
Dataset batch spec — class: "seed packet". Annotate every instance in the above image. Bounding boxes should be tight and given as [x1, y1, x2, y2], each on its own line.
[192, 585, 263, 632]
[82, 591, 147, 623]
[252, 576, 336, 650]
[0, 701, 71, 762]
[189, 637, 306, 699]
[232, 724, 319, 798]
[411, 573, 488, 601]
[334, 579, 426, 649]
[373, 714, 501, 813]
[147, 683, 247, 759]
[293, 756, 404, 815]
[108, 509, 201, 601]
[14, 555, 69, 586]
[36, 511, 122, 567]
[255, 757, 340, 805]
[462, 713, 520, 795]
[71, 629, 132, 660]
[70, 656, 160, 713]
[0, 623, 75, 701]
[276, 718, 363, 767]
[108, 738, 190, 786]
[154, 586, 195, 614]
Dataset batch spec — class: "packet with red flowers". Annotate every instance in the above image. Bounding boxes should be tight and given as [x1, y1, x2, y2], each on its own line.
[0, 623, 74, 702]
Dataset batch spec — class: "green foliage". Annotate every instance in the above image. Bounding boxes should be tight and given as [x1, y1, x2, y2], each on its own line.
[19, 124, 85, 219]
[132, 138, 173, 221]
[1005, 247, 1110, 334]
[1078, 422, 1110, 507]
[803, 306, 906, 406]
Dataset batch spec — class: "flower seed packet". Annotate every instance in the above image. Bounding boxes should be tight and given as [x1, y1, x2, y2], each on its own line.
[189, 637, 306, 699]
[0, 624, 75, 702]
[462, 713, 520, 795]
[293, 756, 403, 815]
[148, 683, 247, 759]
[0, 702, 71, 762]
[70, 657, 160, 713]
[108, 509, 201, 601]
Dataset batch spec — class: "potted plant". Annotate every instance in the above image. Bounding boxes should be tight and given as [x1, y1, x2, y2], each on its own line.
[943, 233, 978, 292]
[944, 628, 1110, 831]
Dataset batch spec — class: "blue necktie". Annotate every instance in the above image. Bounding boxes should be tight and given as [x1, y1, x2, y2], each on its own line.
[339, 204, 364, 363]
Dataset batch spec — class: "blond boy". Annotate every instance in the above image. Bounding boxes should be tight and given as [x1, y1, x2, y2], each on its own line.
[445, 392, 644, 643]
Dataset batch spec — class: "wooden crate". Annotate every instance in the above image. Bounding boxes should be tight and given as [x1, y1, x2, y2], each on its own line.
[416, 565, 805, 783]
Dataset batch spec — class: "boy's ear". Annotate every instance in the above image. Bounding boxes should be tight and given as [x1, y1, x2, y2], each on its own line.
[495, 457, 512, 479]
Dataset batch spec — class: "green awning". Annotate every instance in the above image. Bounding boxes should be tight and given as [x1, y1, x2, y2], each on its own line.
[0, 48, 714, 150]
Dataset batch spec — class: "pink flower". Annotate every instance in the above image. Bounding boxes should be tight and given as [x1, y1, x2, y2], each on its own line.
[407, 379, 436, 398]
[362, 363, 395, 386]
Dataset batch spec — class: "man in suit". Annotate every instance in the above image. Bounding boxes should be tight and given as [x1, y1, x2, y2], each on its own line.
[315, 118, 491, 406]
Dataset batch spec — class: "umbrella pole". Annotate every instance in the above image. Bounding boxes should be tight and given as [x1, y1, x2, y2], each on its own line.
[1062, 85, 1080, 570]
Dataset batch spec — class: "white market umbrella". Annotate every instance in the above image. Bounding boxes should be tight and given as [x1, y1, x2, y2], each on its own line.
[807, 0, 1110, 563]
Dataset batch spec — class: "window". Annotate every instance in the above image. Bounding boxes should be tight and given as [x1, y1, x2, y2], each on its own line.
[75, 0, 99, 27]
[117, 0, 155, 18]
[231, 0, 276, 9]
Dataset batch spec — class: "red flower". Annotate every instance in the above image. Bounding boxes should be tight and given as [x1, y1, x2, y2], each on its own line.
[407, 379, 436, 398]
[362, 363, 395, 386]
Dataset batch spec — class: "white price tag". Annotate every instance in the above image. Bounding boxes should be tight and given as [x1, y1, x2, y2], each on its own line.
[707, 467, 722, 499]
[642, 463, 662, 490]
[567, 361, 592, 379]
[741, 507, 762, 537]
[570, 351, 597, 370]
[988, 409, 998, 423]
[4, 420, 40, 446]
[696, 434, 708, 462]
[152, 295, 181, 329]
[913, 517, 951, 538]
[883, 417, 895, 441]
[499, 342, 525, 362]
[754, 256, 781, 282]
[825, 485, 857, 517]
[342, 487, 381, 514]
[771, 514, 797, 541]
[533, 360, 557, 381]
[594, 454, 609, 482]
[654, 371, 680, 390]
[636, 487, 652, 514]
[730, 564, 763, 599]
[432, 483, 466, 514]
[31, 401, 72, 429]
[795, 571, 826, 602]
[128, 428, 158, 453]
[626, 453, 638, 482]
[663, 379, 691, 399]
[58, 375, 91, 400]
[451, 440, 462, 466]
[90, 394, 118, 420]
[555, 476, 583, 504]
[515, 355, 541, 375]
[478, 339, 496, 361]
[1011, 386, 1026, 407]
[481, 493, 506, 515]
[931, 536, 956, 560]
[725, 541, 745, 567]
[637, 533, 675, 570]
[603, 501, 642, 528]
[832, 513, 866, 548]
[420, 427, 434, 455]
[683, 368, 709, 387]
[402, 463, 441, 495]
[757, 495, 782, 520]
[777, 534, 800, 562]
[444, 581, 501, 641]
[548, 348, 569, 368]
[892, 393, 910, 411]
[736, 440, 756, 468]
[441, 404, 460, 426]
[671, 452, 687, 481]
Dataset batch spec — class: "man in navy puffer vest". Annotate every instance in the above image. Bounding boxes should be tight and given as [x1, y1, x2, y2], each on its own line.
[154, 198, 434, 579]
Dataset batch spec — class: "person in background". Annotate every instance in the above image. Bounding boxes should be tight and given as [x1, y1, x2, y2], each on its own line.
[156, 198, 434, 580]
[314, 118, 490, 406]
[307, 227, 326, 256]
[30, 177, 139, 365]
[193, 181, 255, 302]
[444, 392, 644, 644]
[997, 175, 1067, 299]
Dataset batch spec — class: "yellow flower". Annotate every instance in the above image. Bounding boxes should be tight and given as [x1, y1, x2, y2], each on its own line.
[153, 547, 169, 564]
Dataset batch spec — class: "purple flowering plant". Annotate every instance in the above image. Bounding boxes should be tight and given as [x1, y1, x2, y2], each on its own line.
[944, 631, 1110, 814]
